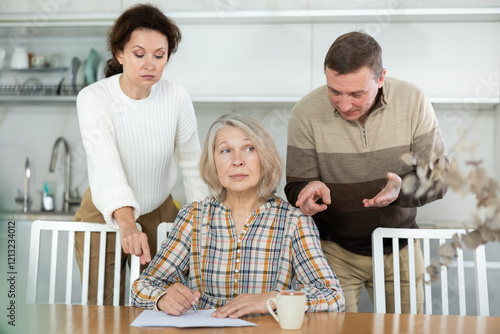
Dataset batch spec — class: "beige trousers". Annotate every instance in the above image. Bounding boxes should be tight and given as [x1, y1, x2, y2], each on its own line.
[321, 239, 424, 313]
[74, 188, 179, 305]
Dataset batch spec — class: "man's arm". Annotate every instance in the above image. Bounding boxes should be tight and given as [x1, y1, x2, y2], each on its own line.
[285, 106, 329, 213]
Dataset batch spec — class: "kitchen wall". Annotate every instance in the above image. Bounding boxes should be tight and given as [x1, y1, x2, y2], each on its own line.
[1, 1, 498, 216]
[0, 0, 499, 312]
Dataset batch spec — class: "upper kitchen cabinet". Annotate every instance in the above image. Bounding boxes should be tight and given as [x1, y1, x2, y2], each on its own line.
[311, 21, 500, 105]
[128, 0, 500, 25]
[308, 0, 500, 10]
[0, 0, 121, 38]
[0, 0, 121, 13]
[125, 0, 500, 12]
[0, 2, 499, 107]
[164, 23, 311, 100]
[123, 0, 309, 12]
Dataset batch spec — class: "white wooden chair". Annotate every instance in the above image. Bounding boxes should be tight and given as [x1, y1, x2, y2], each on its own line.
[371, 227, 489, 316]
[157, 222, 175, 251]
[27, 220, 141, 306]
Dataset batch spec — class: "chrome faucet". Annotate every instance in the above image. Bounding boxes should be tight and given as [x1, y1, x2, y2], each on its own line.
[49, 137, 81, 212]
[15, 157, 31, 212]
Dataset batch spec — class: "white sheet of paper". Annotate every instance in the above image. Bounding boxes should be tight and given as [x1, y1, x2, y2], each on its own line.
[130, 309, 258, 328]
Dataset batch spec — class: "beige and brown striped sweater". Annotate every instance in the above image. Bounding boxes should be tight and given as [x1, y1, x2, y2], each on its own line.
[285, 77, 447, 256]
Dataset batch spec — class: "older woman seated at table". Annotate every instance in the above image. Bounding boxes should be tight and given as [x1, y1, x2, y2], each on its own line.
[131, 113, 345, 318]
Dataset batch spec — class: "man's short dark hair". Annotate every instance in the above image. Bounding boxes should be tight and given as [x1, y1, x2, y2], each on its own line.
[324, 31, 383, 78]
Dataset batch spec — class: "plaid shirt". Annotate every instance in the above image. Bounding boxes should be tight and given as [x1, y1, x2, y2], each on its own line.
[131, 196, 345, 312]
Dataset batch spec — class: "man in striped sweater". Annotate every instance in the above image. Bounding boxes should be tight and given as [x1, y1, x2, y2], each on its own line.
[285, 31, 447, 313]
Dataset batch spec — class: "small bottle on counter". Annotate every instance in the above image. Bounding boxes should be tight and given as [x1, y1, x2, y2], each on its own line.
[42, 182, 54, 212]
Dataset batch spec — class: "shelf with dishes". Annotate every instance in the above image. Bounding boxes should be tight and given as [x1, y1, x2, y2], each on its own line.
[69, 48, 105, 87]
[0, 83, 86, 98]
[0, 67, 68, 73]
[0, 47, 104, 102]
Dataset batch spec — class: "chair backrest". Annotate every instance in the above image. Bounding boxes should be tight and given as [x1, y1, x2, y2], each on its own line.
[372, 227, 489, 316]
[157, 222, 175, 251]
[27, 220, 141, 306]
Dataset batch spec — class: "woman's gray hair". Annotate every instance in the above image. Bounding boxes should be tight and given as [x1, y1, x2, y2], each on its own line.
[199, 113, 283, 202]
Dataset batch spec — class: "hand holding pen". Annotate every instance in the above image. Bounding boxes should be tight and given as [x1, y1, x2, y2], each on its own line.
[156, 265, 200, 316]
[175, 265, 198, 313]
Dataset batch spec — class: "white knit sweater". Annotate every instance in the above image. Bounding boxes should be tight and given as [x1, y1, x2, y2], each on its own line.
[77, 74, 208, 229]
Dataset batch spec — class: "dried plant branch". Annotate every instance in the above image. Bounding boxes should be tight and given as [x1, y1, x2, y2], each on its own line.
[400, 150, 500, 283]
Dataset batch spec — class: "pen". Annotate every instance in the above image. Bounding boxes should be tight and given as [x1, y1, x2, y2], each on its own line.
[174, 265, 198, 313]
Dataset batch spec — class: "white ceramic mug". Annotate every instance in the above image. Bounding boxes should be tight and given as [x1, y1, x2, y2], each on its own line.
[11, 47, 29, 69]
[266, 291, 306, 330]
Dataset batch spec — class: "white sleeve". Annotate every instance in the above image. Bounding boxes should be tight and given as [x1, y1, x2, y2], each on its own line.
[174, 88, 210, 203]
[76, 88, 140, 229]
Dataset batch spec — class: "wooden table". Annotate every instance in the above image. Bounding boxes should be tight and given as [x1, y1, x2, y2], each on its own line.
[7, 304, 500, 334]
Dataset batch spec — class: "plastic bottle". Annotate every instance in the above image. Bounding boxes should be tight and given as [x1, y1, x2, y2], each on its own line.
[42, 182, 54, 212]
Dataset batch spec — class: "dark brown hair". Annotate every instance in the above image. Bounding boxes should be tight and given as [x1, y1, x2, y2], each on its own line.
[105, 3, 182, 78]
[324, 31, 383, 78]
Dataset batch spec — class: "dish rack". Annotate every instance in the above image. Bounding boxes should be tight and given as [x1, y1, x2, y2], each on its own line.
[0, 84, 85, 96]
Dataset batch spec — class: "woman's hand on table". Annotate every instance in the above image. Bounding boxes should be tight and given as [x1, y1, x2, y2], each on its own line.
[211, 291, 279, 319]
[157, 283, 201, 315]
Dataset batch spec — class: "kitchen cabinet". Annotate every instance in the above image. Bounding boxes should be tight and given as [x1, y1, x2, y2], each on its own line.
[1, 6, 499, 27]
[0, 0, 121, 14]
[124, 0, 309, 12]
[0, 7, 499, 109]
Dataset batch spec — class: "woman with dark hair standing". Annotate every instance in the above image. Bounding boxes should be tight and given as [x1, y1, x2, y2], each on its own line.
[75, 3, 208, 305]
